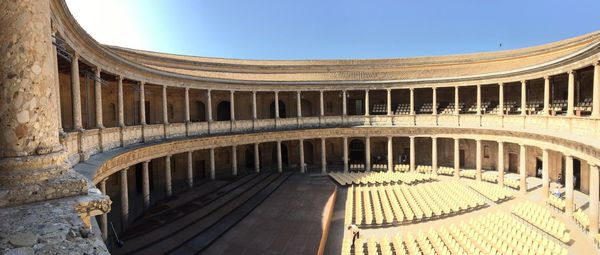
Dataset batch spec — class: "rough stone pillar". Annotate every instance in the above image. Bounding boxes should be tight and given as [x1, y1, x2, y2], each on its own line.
[498, 141, 505, 186]
[254, 143, 260, 173]
[454, 86, 459, 115]
[71, 53, 83, 130]
[0, 0, 90, 206]
[454, 138, 460, 179]
[543, 76, 550, 116]
[162, 85, 168, 124]
[476, 139, 482, 181]
[521, 80, 527, 116]
[94, 67, 103, 128]
[476, 84, 481, 115]
[230, 90, 235, 121]
[432, 136, 438, 175]
[342, 90, 347, 116]
[231, 146, 237, 176]
[165, 155, 172, 197]
[187, 151, 193, 188]
[592, 62, 600, 118]
[139, 81, 146, 125]
[184, 88, 190, 122]
[319, 90, 324, 117]
[387, 136, 393, 172]
[409, 136, 415, 172]
[567, 71, 575, 117]
[206, 89, 212, 122]
[542, 149, 549, 199]
[589, 164, 599, 237]
[99, 179, 108, 241]
[318, 138, 326, 174]
[565, 155, 574, 216]
[498, 83, 504, 116]
[519, 144, 527, 193]
[409, 88, 415, 115]
[365, 136, 371, 171]
[296, 91, 302, 118]
[209, 148, 215, 180]
[120, 169, 129, 228]
[387, 89, 392, 116]
[299, 139, 305, 173]
[277, 141, 283, 173]
[364, 90, 370, 116]
[343, 137, 349, 172]
[252, 91, 258, 120]
[432, 87, 437, 115]
[275, 91, 280, 119]
[117, 76, 125, 127]
[142, 161, 150, 209]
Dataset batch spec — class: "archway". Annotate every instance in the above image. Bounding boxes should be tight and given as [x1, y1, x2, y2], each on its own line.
[269, 100, 286, 118]
[193, 101, 206, 122]
[349, 139, 365, 163]
[216, 101, 231, 121]
[301, 99, 312, 117]
[303, 141, 314, 165]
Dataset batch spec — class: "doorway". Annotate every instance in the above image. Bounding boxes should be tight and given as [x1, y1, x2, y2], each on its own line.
[508, 153, 518, 173]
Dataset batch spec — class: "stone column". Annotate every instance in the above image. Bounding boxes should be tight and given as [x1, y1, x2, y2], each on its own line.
[299, 139, 305, 173]
[432, 136, 438, 175]
[519, 144, 527, 193]
[521, 80, 527, 116]
[589, 164, 599, 237]
[321, 138, 327, 174]
[230, 90, 236, 121]
[476, 139, 482, 181]
[99, 179, 108, 241]
[277, 141, 282, 173]
[254, 143, 260, 173]
[409, 88, 415, 115]
[498, 141, 505, 186]
[543, 76, 550, 115]
[365, 136, 371, 171]
[387, 136, 393, 172]
[209, 148, 215, 180]
[139, 81, 146, 125]
[498, 83, 504, 115]
[364, 90, 370, 116]
[342, 90, 347, 116]
[454, 86, 459, 115]
[476, 84, 482, 115]
[387, 89, 392, 116]
[565, 155, 574, 216]
[252, 91, 258, 120]
[94, 67, 104, 128]
[542, 149, 549, 199]
[162, 85, 168, 124]
[206, 90, 213, 122]
[165, 155, 172, 197]
[120, 169, 129, 228]
[432, 87, 437, 115]
[117, 76, 125, 127]
[592, 62, 600, 118]
[454, 138, 460, 178]
[319, 90, 324, 117]
[409, 136, 416, 172]
[70, 53, 83, 130]
[343, 137, 349, 172]
[184, 88, 190, 122]
[296, 91, 302, 118]
[51, 27, 63, 134]
[275, 91, 280, 119]
[567, 71, 575, 117]
[231, 146, 237, 176]
[187, 151, 193, 188]
[142, 161, 150, 209]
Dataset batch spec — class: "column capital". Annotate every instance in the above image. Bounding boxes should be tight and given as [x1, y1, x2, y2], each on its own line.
[165, 154, 172, 158]
[409, 87, 414, 91]
[252, 90, 257, 95]
[497, 140, 504, 145]
[593, 61, 600, 67]
[543, 75, 550, 80]
[431, 135, 437, 139]
[185, 87, 190, 92]
[230, 90, 235, 94]
[94, 66, 101, 75]
[117, 75, 123, 81]
[521, 80, 526, 85]
[139, 80, 145, 86]
[498, 82, 504, 86]
[568, 70, 576, 75]
[72, 52, 80, 60]
[386, 88, 391, 92]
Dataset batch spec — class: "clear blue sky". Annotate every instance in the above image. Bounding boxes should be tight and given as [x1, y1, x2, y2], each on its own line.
[67, 0, 600, 60]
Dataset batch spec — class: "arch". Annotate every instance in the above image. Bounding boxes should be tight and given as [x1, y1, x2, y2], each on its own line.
[269, 100, 286, 118]
[301, 99, 312, 117]
[216, 101, 231, 121]
[349, 139, 365, 163]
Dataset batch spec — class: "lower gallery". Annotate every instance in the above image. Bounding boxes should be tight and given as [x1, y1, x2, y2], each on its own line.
[2, 0, 600, 254]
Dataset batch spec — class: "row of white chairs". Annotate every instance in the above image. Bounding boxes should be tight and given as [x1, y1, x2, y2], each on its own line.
[512, 201, 570, 243]
[504, 178, 520, 189]
[342, 211, 568, 255]
[329, 171, 436, 186]
[573, 208, 590, 231]
[467, 180, 513, 203]
[347, 181, 486, 226]
[460, 169, 477, 179]
[547, 195, 566, 211]
[437, 166, 455, 176]
[482, 171, 498, 183]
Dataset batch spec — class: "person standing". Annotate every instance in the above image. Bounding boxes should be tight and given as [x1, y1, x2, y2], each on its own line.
[347, 224, 360, 247]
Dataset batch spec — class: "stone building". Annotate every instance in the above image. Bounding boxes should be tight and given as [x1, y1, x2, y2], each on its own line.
[2, 0, 600, 254]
